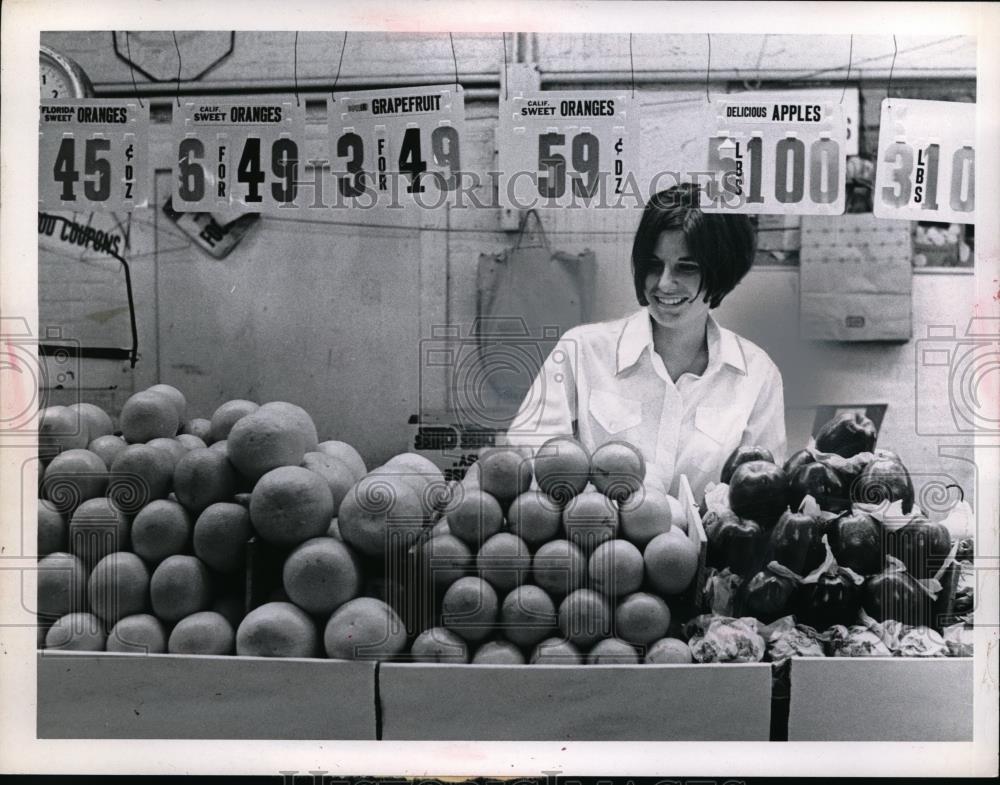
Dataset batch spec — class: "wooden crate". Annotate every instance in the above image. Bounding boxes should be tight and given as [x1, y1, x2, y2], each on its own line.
[37, 651, 377, 740]
[787, 656, 973, 741]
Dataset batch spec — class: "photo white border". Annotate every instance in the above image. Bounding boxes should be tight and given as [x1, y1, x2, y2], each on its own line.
[2, 0, 998, 777]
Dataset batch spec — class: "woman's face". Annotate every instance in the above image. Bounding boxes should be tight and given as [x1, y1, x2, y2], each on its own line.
[643, 230, 711, 330]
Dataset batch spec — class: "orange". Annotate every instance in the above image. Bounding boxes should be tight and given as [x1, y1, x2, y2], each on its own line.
[459, 460, 481, 488]
[249, 466, 335, 547]
[562, 491, 619, 554]
[384, 453, 450, 515]
[227, 408, 307, 482]
[109, 443, 174, 509]
[38, 500, 67, 555]
[444, 487, 503, 548]
[409, 626, 469, 663]
[68, 402, 113, 440]
[209, 399, 259, 443]
[619, 486, 674, 549]
[338, 473, 426, 557]
[327, 518, 342, 540]
[531, 539, 586, 599]
[146, 383, 187, 421]
[131, 499, 192, 563]
[106, 613, 166, 654]
[168, 611, 235, 655]
[590, 441, 645, 502]
[507, 490, 562, 548]
[193, 502, 252, 573]
[39, 406, 89, 460]
[529, 637, 581, 664]
[88, 551, 150, 624]
[259, 401, 319, 452]
[37, 551, 88, 619]
[476, 532, 531, 593]
[644, 637, 693, 664]
[643, 528, 699, 596]
[282, 537, 361, 615]
[120, 390, 180, 443]
[87, 434, 127, 469]
[473, 640, 525, 664]
[499, 585, 556, 648]
[477, 448, 532, 508]
[41, 448, 107, 512]
[180, 417, 213, 443]
[441, 576, 498, 642]
[44, 612, 106, 651]
[666, 494, 688, 534]
[317, 440, 367, 482]
[149, 555, 212, 622]
[533, 436, 591, 504]
[418, 532, 472, 590]
[302, 451, 357, 516]
[237, 601, 318, 658]
[176, 434, 208, 451]
[323, 597, 407, 660]
[588, 637, 640, 664]
[588, 539, 644, 597]
[146, 437, 188, 467]
[615, 591, 671, 646]
[68, 498, 129, 568]
[557, 588, 611, 648]
[173, 447, 238, 514]
[209, 439, 229, 456]
[430, 517, 451, 538]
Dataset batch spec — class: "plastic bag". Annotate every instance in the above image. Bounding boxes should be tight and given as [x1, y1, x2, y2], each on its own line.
[702, 481, 731, 514]
[702, 567, 743, 616]
[826, 624, 892, 657]
[858, 610, 947, 657]
[762, 615, 826, 663]
[942, 623, 974, 657]
[685, 614, 766, 663]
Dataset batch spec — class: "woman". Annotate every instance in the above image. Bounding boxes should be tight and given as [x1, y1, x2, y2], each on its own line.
[504, 183, 787, 500]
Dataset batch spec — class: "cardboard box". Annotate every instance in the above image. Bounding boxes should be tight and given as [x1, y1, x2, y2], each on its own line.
[37, 651, 377, 739]
[787, 656, 973, 741]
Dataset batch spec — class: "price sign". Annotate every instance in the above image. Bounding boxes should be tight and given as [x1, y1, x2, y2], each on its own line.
[700, 97, 847, 215]
[39, 99, 149, 211]
[329, 86, 465, 207]
[172, 100, 305, 212]
[498, 90, 638, 209]
[874, 99, 975, 224]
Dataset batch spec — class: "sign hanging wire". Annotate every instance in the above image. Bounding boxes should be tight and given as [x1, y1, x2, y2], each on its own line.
[886, 34, 898, 106]
[332, 31, 348, 100]
[123, 32, 144, 108]
[293, 32, 301, 107]
[171, 31, 182, 107]
[502, 32, 509, 100]
[449, 32, 459, 90]
[840, 34, 854, 104]
[705, 33, 712, 103]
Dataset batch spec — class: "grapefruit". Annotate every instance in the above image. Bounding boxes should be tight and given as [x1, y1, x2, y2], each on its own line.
[68, 402, 113, 440]
[562, 491, 619, 554]
[317, 440, 367, 482]
[533, 436, 591, 504]
[337, 473, 426, 557]
[258, 401, 319, 452]
[87, 434, 127, 469]
[557, 588, 611, 648]
[227, 407, 307, 482]
[109, 444, 174, 510]
[38, 500, 67, 555]
[249, 466, 334, 547]
[441, 576, 498, 642]
[37, 551, 88, 619]
[180, 417, 213, 443]
[473, 640, 525, 664]
[88, 551, 150, 624]
[173, 447, 238, 514]
[146, 437, 187, 467]
[507, 490, 562, 548]
[208, 439, 229, 455]
[41, 449, 108, 512]
[619, 486, 674, 548]
[616, 592, 671, 646]
[327, 518, 342, 540]
[477, 448, 532, 508]
[168, 611, 235, 655]
[39, 406, 89, 460]
[588, 638, 640, 664]
[193, 502, 252, 573]
[499, 585, 557, 648]
[146, 383, 187, 421]
[176, 434, 208, 451]
[130, 499, 192, 563]
[476, 532, 531, 593]
[282, 537, 361, 615]
[431, 517, 451, 538]
[149, 555, 212, 622]
[644, 637, 693, 664]
[409, 627, 469, 663]
[210, 399, 259, 443]
[106, 614, 166, 654]
[323, 597, 407, 660]
[68, 498, 129, 567]
[588, 539, 644, 597]
[120, 390, 180, 443]
[644, 529, 700, 596]
[532, 539, 586, 599]
[590, 440, 645, 502]
[44, 612, 106, 651]
[444, 487, 503, 548]
[384, 453, 450, 516]
[418, 533, 472, 590]
[301, 451, 356, 516]
[237, 601, 318, 658]
[530, 637, 581, 664]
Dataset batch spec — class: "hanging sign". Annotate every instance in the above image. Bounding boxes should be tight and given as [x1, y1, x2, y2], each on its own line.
[873, 99, 975, 224]
[38, 99, 149, 211]
[699, 96, 847, 216]
[172, 99, 306, 213]
[498, 90, 639, 209]
[328, 85, 465, 207]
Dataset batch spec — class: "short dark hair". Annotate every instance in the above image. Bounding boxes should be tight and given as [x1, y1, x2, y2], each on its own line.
[631, 183, 757, 309]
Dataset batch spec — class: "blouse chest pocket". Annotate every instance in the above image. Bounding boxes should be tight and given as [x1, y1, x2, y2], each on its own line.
[691, 405, 748, 469]
[587, 389, 643, 435]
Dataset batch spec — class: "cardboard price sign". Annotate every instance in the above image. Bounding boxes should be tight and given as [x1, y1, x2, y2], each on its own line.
[328, 85, 465, 206]
[39, 99, 149, 211]
[498, 90, 638, 209]
[172, 100, 306, 212]
[874, 99, 975, 224]
[700, 97, 847, 216]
